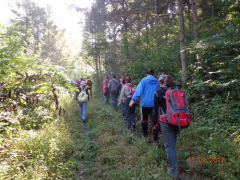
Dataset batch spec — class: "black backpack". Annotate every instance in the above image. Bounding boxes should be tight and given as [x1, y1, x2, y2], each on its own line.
[87, 80, 93, 86]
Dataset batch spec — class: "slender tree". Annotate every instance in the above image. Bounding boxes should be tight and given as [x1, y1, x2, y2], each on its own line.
[189, 0, 199, 38]
[177, 0, 188, 82]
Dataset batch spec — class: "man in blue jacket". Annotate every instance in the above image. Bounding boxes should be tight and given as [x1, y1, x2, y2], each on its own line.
[129, 69, 159, 138]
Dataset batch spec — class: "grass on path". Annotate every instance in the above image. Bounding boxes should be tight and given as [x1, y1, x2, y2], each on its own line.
[69, 95, 209, 180]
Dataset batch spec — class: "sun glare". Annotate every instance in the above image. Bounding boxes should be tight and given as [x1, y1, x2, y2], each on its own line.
[0, 0, 93, 54]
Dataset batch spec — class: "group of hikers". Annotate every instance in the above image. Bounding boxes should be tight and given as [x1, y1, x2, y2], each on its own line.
[102, 69, 185, 180]
[75, 69, 190, 180]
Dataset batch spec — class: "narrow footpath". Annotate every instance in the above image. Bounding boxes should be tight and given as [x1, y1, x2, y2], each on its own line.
[68, 95, 209, 180]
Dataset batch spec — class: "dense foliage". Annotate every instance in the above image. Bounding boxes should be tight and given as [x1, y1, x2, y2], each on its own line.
[0, 0, 239, 179]
[0, 2, 78, 178]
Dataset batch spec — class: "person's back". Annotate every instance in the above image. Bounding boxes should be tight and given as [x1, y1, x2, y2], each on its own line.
[86, 77, 93, 96]
[129, 69, 159, 138]
[76, 80, 89, 123]
[108, 75, 120, 111]
[120, 76, 137, 130]
[118, 78, 127, 119]
[132, 75, 159, 107]
[102, 76, 110, 103]
[86, 77, 93, 88]
[108, 76, 119, 93]
[152, 75, 181, 180]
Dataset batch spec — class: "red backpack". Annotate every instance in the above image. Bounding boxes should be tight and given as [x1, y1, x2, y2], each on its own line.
[161, 87, 191, 129]
[125, 84, 139, 105]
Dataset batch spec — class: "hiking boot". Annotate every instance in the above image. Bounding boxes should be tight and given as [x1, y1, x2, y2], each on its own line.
[131, 124, 136, 131]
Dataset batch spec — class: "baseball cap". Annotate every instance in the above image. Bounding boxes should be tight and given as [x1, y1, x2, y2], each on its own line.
[146, 69, 154, 75]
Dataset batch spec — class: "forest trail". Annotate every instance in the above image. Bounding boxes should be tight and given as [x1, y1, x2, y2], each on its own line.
[69, 94, 211, 180]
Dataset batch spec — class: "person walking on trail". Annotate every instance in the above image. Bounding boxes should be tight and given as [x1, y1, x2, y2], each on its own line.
[76, 79, 81, 87]
[152, 75, 181, 180]
[118, 77, 127, 120]
[129, 69, 159, 139]
[108, 75, 120, 111]
[86, 76, 93, 97]
[102, 75, 110, 103]
[76, 80, 89, 123]
[119, 76, 137, 130]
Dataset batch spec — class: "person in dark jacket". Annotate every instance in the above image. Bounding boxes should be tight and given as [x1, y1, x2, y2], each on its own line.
[108, 75, 120, 111]
[152, 75, 180, 180]
[76, 80, 89, 123]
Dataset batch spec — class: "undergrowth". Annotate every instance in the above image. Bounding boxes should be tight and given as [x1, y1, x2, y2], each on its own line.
[0, 91, 78, 179]
[0, 91, 239, 179]
[71, 93, 239, 180]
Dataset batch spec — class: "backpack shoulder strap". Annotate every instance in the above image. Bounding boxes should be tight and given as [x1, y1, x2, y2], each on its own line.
[80, 86, 86, 91]
[112, 79, 118, 86]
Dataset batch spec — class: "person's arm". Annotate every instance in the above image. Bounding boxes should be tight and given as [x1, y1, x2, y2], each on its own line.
[152, 91, 160, 125]
[118, 85, 125, 103]
[75, 91, 79, 100]
[108, 80, 111, 92]
[76, 87, 81, 100]
[131, 81, 143, 102]
[129, 81, 143, 107]
[118, 83, 122, 94]
[85, 86, 89, 96]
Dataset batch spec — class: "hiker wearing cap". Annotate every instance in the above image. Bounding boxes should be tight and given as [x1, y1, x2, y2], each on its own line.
[152, 75, 180, 180]
[129, 69, 159, 139]
[108, 75, 120, 111]
[75, 80, 89, 123]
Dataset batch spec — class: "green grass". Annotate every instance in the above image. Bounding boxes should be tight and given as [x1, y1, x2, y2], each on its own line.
[1, 92, 239, 179]
[68, 95, 172, 180]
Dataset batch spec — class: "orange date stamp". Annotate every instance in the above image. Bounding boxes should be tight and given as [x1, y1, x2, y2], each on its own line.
[188, 156, 225, 163]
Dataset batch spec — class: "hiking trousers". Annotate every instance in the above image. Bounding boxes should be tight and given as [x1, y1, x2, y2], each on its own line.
[104, 92, 109, 103]
[160, 121, 179, 179]
[121, 102, 127, 119]
[140, 107, 153, 137]
[111, 93, 118, 110]
[126, 98, 136, 129]
[87, 88, 92, 96]
[78, 101, 88, 121]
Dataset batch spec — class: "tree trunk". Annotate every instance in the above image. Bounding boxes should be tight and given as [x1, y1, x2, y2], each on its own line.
[122, 17, 129, 59]
[99, 51, 101, 75]
[145, 16, 149, 47]
[189, 0, 199, 38]
[95, 54, 99, 77]
[177, 0, 188, 82]
[212, 0, 215, 34]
